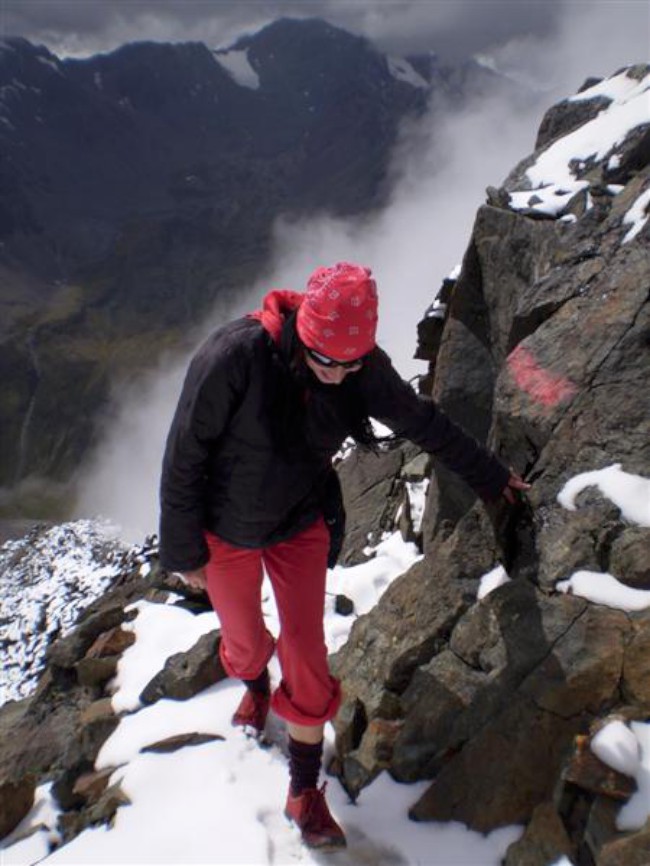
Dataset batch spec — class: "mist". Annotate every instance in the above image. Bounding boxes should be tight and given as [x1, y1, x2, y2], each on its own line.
[73, 2, 649, 541]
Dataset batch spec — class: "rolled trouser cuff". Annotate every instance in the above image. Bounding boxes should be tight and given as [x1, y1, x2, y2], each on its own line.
[270, 676, 341, 726]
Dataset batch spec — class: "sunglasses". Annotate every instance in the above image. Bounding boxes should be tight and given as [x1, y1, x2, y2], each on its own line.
[304, 346, 366, 370]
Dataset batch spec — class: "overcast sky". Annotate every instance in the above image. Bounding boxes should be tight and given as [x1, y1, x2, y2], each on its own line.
[0, 0, 614, 61]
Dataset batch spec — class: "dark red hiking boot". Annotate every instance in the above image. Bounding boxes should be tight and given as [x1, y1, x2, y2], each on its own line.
[284, 783, 347, 850]
[231, 689, 270, 736]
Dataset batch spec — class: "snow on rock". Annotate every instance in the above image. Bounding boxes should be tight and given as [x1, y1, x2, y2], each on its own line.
[0, 520, 128, 704]
[556, 570, 650, 612]
[507, 67, 650, 220]
[213, 48, 260, 89]
[387, 56, 429, 89]
[477, 564, 511, 600]
[109, 601, 217, 714]
[557, 463, 650, 527]
[591, 720, 642, 777]
[622, 186, 650, 243]
[405, 479, 429, 533]
[616, 721, 650, 831]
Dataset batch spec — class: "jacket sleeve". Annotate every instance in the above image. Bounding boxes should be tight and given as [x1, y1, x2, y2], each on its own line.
[159, 335, 248, 572]
[361, 349, 510, 501]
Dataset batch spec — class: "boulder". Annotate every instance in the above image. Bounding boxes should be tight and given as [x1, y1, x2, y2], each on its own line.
[504, 801, 574, 866]
[597, 822, 650, 866]
[0, 775, 35, 841]
[337, 441, 418, 564]
[140, 630, 226, 705]
[140, 733, 225, 754]
[47, 604, 128, 670]
[609, 528, 650, 589]
[622, 610, 650, 708]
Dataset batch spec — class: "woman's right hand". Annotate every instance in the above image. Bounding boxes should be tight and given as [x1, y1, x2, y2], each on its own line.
[179, 568, 207, 591]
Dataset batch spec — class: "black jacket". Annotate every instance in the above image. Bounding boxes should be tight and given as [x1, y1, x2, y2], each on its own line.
[159, 317, 509, 572]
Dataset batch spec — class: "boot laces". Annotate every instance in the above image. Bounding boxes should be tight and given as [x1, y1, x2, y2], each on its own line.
[301, 782, 335, 830]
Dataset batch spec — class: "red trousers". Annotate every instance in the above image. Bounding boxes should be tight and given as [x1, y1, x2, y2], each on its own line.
[204, 517, 341, 726]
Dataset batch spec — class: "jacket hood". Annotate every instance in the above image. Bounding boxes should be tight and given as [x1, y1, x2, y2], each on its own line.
[247, 289, 304, 345]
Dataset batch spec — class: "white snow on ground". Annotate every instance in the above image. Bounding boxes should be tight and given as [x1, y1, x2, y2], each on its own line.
[622, 186, 650, 243]
[1, 528, 524, 865]
[477, 564, 511, 600]
[508, 68, 650, 220]
[213, 48, 260, 89]
[387, 56, 429, 89]
[591, 720, 642, 777]
[556, 570, 650, 612]
[568, 71, 647, 104]
[616, 722, 650, 831]
[108, 602, 217, 713]
[557, 463, 650, 527]
[0, 520, 127, 704]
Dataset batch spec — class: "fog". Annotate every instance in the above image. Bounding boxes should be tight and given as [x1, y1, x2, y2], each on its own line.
[74, 3, 649, 540]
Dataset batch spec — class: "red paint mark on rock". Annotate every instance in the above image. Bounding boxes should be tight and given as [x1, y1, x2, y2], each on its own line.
[508, 345, 577, 408]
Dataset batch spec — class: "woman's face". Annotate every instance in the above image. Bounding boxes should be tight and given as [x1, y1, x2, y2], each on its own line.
[303, 350, 362, 385]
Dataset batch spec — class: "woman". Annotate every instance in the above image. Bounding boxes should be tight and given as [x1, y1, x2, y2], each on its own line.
[159, 261, 529, 850]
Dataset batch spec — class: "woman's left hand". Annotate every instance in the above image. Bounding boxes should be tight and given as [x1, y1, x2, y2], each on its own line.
[501, 471, 531, 504]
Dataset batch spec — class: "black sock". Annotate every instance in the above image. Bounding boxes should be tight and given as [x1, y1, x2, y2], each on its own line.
[288, 737, 323, 796]
[242, 668, 270, 695]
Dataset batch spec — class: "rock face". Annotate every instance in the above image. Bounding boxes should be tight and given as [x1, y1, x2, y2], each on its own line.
[332, 64, 650, 865]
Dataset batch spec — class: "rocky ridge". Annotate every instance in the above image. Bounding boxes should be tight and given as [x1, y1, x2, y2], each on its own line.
[331, 64, 650, 866]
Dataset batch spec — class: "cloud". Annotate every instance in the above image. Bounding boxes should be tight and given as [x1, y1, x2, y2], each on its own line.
[5, 0, 565, 59]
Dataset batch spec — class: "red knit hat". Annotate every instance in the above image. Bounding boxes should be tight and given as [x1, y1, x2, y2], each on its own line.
[296, 262, 378, 360]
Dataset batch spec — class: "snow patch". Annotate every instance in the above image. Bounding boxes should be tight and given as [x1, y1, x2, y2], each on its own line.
[557, 463, 650, 526]
[591, 720, 642, 777]
[616, 722, 650, 831]
[0, 520, 128, 704]
[36, 55, 61, 74]
[387, 56, 429, 89]
[508, 68, 650, 222]
[478, 565, 511, 599]
[556, 570, 650, 612]
[405, 479, 429, 533]
[622, 186, 650, 243]
[213, 48, 260, 90]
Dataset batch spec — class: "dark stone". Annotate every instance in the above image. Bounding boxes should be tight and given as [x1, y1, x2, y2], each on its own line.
[140, 732, 225, 754]
[337, 442, 416, 565]
[334, 594, 354, 616]
[47, 604, 127, 669]
[74, 655, 119, 687]
[0, 775, 35, 841]
[139, 630, 226, 705]
[504, 801, 574, 866]
[535, 96, 610, 151]
[609, 528, 650, 589]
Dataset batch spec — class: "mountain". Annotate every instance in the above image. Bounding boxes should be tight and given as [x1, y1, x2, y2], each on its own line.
[0, 18, 510, 510]
[0, 64, 648, 865]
